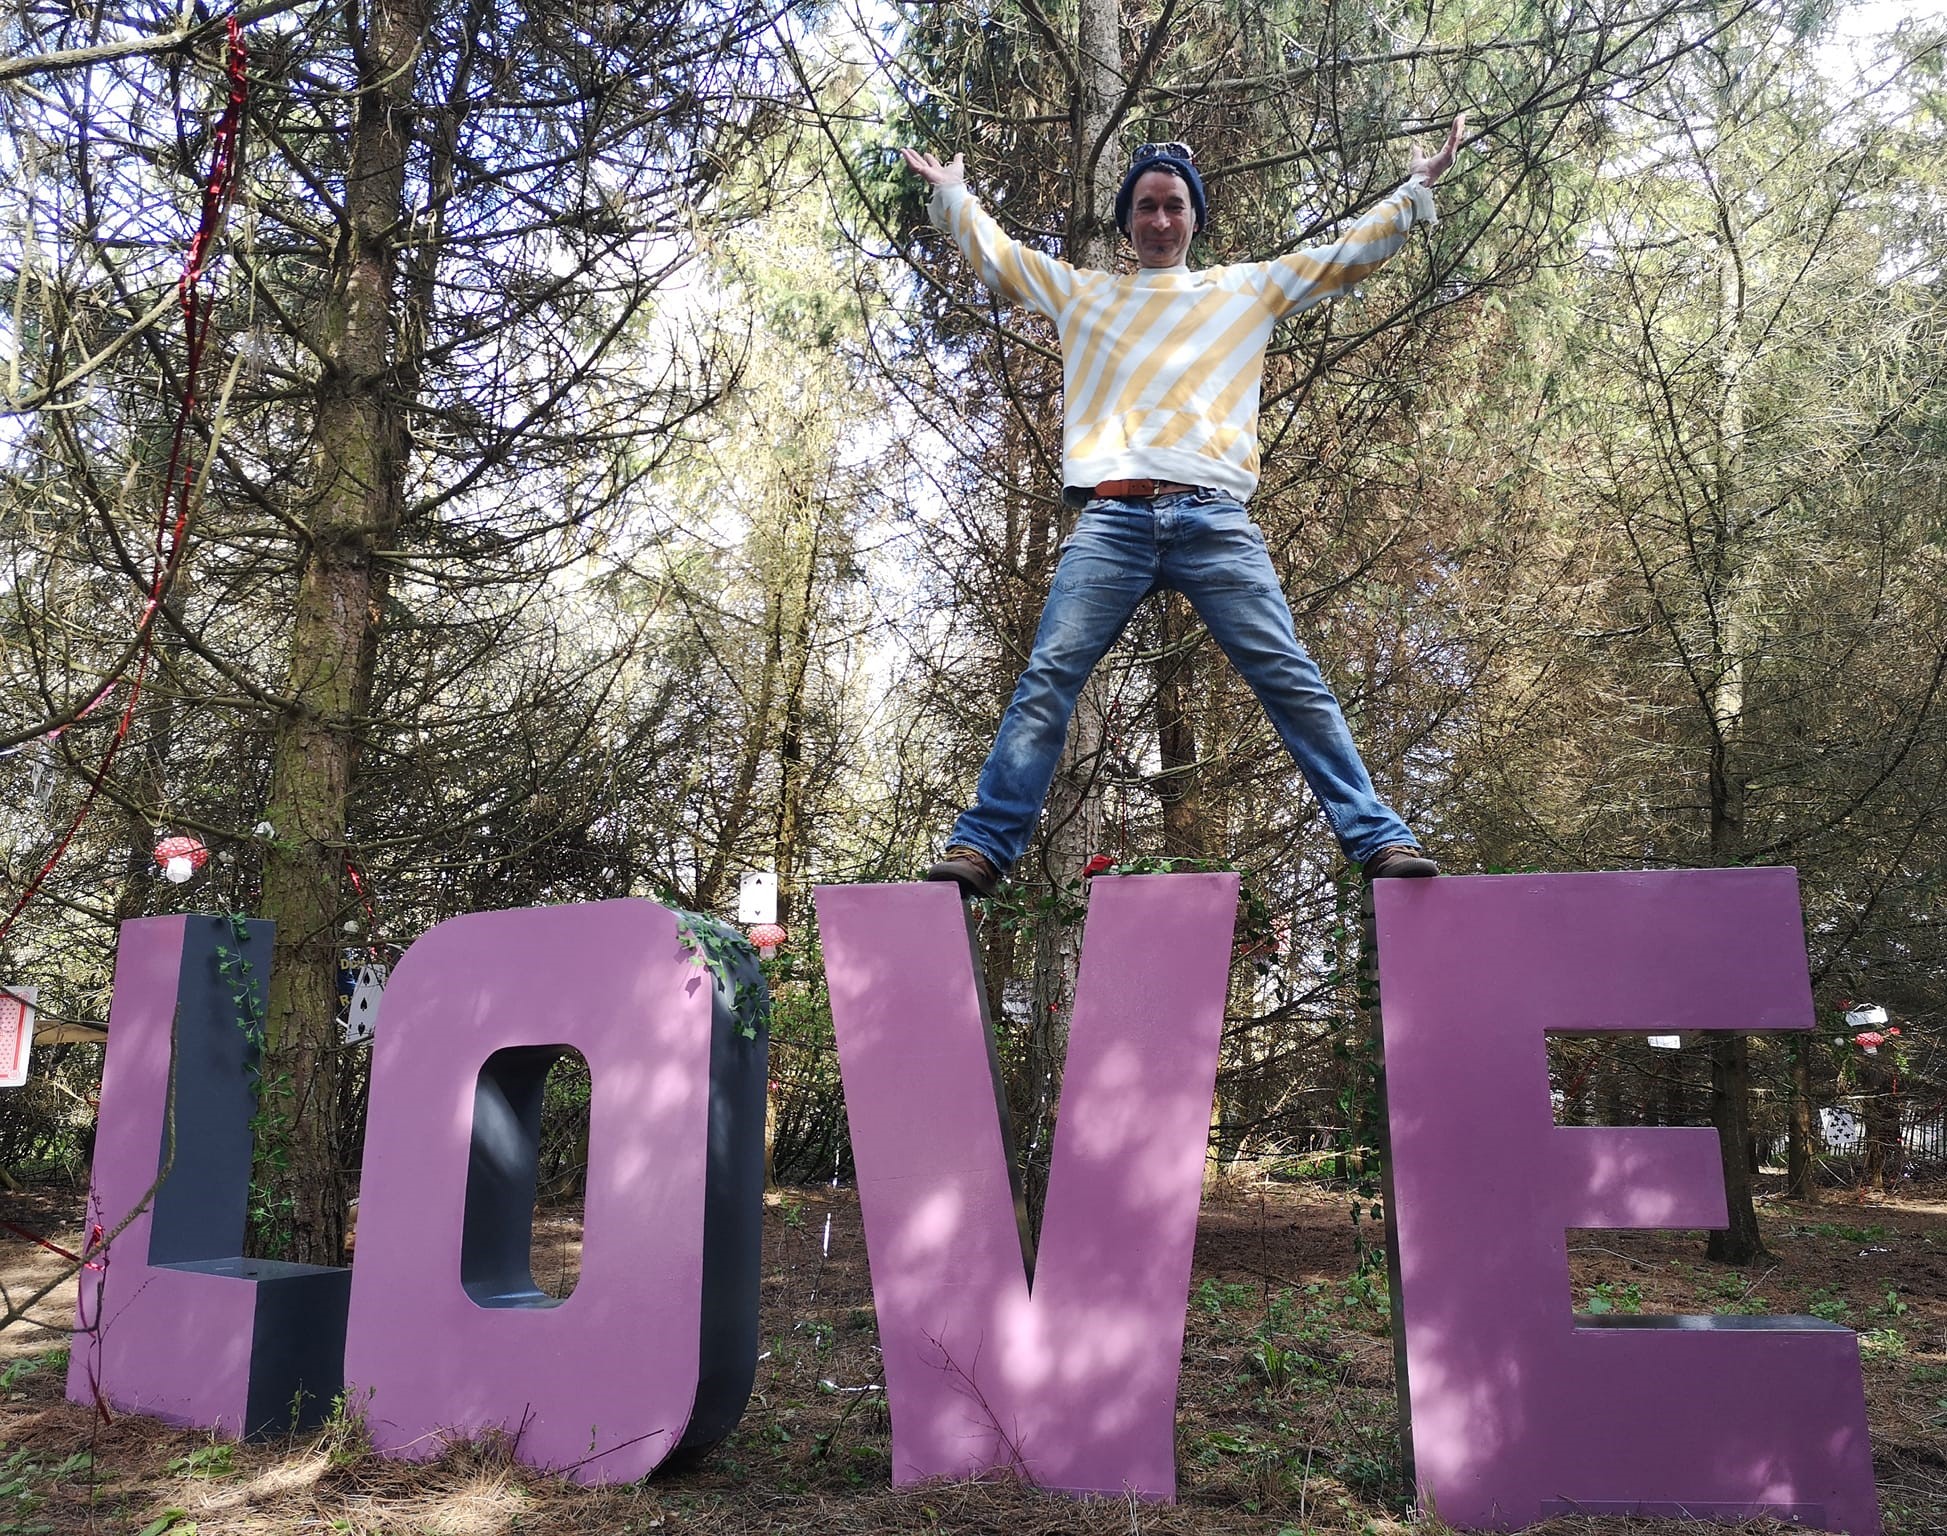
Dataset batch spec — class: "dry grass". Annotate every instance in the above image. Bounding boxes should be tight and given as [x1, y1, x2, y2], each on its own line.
[0, 1175, 1941, 1534]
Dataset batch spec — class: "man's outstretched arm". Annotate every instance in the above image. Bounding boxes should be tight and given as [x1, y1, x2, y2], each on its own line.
[1263, 113, 1467, 318]
[901, 146, 1078, 319]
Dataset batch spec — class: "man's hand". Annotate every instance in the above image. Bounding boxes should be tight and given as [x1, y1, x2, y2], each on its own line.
[900, 148, 966, 189]
[1407, 114, 1466, 186]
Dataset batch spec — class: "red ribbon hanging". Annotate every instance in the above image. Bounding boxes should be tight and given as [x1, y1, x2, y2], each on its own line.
[343, 855, 384, 955]
[0, 1218, 103, 1271]
[0, 19, 249, 946]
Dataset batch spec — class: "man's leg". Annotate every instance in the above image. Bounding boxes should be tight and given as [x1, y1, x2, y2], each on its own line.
[939, 505, 1155, 882]
[1162, 494, 1425, 869]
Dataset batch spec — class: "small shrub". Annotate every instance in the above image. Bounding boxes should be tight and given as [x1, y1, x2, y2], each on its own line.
[0, 1348, 68, 1393]
[166, 1442, 237, 1479]
[1583, 1281, 1644, 1315]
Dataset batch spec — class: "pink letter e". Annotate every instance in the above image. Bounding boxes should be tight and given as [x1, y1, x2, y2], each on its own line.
[1376, 869, 1879, 1535]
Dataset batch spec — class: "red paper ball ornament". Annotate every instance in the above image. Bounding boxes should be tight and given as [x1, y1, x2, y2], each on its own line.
[153, 834, 209, 884]
[748, 922, 787, 958]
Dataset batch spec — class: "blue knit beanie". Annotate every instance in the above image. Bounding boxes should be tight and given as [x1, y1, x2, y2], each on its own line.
[1114, 154, 1207, 235]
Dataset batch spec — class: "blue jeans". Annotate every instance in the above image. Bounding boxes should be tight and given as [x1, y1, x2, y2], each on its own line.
[949, 489, 1417, 870]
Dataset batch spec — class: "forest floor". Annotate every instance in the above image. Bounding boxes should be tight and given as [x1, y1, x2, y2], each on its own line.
[0, 1172, 1941, 1535]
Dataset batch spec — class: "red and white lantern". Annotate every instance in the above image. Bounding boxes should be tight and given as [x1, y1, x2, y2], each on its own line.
[153, 835, 209, 884]
[1845, 1004, 1895, 1056]
[748, 923, 787, 959]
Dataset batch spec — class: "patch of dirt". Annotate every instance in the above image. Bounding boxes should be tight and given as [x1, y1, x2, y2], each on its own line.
[0, 1184, 90, 1368]
[0, 1177, 1941, 1534]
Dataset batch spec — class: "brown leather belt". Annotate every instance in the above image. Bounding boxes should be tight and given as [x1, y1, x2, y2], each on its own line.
[1093, 478, 1199, 499]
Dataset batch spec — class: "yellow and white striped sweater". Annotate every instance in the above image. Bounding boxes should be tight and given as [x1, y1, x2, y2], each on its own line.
[930, 178, 1438, 500]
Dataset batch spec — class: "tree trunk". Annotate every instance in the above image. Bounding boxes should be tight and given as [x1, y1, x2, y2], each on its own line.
[1154, 594, 1207, 858]
[694, 566, 785, 912]
[1034, 0, 1124, 894]
[1861, 1050, 1901, 1194]
[772, 506, 823, 927]
[1704, 1033, 1770, 1262]
[982, 425, 1035, 1145]
[1786, 1036, 1819, 1203]
[1038, 0, 1125, 893]
[256, 0, 428, 1264]
[1020, 0, 1126, 1226]
[1597, 1045, 1626, 1128]
[1699, 177, 1767, 1267]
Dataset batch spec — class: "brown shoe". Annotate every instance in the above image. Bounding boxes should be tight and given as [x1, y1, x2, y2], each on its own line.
[923, 846, 1003, 898]
[1363, 844, 1439, 879]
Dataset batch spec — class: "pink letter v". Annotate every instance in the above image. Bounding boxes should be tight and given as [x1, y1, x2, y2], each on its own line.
[816, 874, 1237, 1499]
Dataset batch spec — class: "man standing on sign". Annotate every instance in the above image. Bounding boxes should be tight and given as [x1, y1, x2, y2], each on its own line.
[903, 118, 1465, 898]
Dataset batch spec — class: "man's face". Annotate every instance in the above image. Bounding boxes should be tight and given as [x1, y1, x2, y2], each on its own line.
[1130, 169, 1195, 269]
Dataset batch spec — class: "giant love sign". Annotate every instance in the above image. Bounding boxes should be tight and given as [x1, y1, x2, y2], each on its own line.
[68, 871, 1880, 1532]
